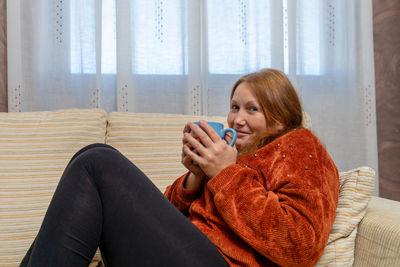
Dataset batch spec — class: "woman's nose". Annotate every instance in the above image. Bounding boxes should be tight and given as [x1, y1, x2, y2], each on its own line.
[234, 111, 246, 126]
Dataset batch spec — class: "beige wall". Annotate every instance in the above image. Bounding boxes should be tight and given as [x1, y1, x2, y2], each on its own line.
[0, 0, 6, 112]
[373, 0, 400, 201]
[0, 1, 398, 200]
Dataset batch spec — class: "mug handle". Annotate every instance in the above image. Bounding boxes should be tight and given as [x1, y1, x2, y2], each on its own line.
[221, 128, 237, 146]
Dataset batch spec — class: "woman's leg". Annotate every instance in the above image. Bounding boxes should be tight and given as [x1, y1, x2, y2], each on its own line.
[21, 144, 227, 267]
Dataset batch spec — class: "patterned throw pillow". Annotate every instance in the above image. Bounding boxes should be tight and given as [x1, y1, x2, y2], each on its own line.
[315, 166, 375, 266]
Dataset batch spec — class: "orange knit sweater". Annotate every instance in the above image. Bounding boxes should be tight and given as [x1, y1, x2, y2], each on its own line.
[164, 129, 339, 266]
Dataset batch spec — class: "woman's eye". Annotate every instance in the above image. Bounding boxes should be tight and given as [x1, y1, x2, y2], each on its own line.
[231, 105, 239, 110]
[249, 106, 258, 112]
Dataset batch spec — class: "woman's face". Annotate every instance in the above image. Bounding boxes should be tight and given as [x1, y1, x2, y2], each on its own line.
[228, 82, 268, 149]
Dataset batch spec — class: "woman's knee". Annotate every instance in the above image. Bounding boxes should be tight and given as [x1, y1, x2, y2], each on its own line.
[66, 145, 152, 193]
[64, 145, 130, 188]
[68, 143, 118, 166]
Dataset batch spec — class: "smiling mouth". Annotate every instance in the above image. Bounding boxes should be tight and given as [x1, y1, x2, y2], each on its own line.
[235, 130, 251, 137]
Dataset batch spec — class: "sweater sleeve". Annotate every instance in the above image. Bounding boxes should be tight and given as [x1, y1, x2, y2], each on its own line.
[164, 173, 203, 216]
[207, 135, 339, 266]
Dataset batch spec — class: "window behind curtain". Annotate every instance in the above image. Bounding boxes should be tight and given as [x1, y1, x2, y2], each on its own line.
[70, 0, 322, 76]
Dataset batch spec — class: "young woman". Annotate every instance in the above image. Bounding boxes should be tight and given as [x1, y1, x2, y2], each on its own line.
[21, 69, 339, 267]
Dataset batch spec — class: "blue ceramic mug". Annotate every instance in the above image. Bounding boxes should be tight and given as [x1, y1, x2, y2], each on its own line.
[193, 121, 237, 146]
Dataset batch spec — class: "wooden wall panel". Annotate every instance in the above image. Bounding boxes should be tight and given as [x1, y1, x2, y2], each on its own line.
[373, 0, 400, 201]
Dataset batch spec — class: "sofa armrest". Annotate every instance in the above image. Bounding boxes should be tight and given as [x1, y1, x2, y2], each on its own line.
[353, 196, 400, 266]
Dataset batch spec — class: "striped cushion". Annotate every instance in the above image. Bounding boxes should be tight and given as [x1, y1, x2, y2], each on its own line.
[315, 166, 375, 266]
[0, 109, 107, 266]
[106, 112, 228, 192]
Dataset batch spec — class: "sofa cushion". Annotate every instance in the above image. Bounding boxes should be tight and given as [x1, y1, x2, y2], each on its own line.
[0, 109, 107, 266]
[353, 196, 400, 267]
[315, 166, 375, 266]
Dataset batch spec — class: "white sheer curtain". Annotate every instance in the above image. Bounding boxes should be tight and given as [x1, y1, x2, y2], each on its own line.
[7, 0, 378, 192]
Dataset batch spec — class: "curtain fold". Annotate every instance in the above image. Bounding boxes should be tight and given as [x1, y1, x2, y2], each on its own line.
[0, 0, 6, 112]
[7, 0, 379, 193]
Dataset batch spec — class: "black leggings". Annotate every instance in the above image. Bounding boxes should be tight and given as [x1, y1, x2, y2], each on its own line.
[20, 144, 228, 267]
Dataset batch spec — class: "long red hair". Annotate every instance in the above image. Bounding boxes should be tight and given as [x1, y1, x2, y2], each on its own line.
[231, 69, 303, 156]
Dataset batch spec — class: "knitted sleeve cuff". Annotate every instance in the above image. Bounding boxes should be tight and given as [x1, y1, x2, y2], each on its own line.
[176, 173, 203, 202]
[207, 164, 245, 195]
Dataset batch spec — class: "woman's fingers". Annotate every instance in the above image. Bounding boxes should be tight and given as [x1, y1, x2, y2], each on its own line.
[183, 134, 206, 159]
[182, 122, 191, 134]
[198, 120, 221, 142]
[184, 121, 230, 161]
[224, 132, 233, 145]
[182, 149, 194, 166]
[189, 121, 221, 148]
[182, 145, 204, 174]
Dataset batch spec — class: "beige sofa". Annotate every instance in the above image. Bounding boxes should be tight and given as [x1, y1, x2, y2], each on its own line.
[0, 109, 399, 266]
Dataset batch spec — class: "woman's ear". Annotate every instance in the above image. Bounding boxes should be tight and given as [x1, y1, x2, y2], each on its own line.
[275, 122, 285, 131]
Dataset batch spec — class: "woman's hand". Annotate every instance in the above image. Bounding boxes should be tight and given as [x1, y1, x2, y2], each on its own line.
[181, 122, 206, 189]
[183, 120, 238, 179]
